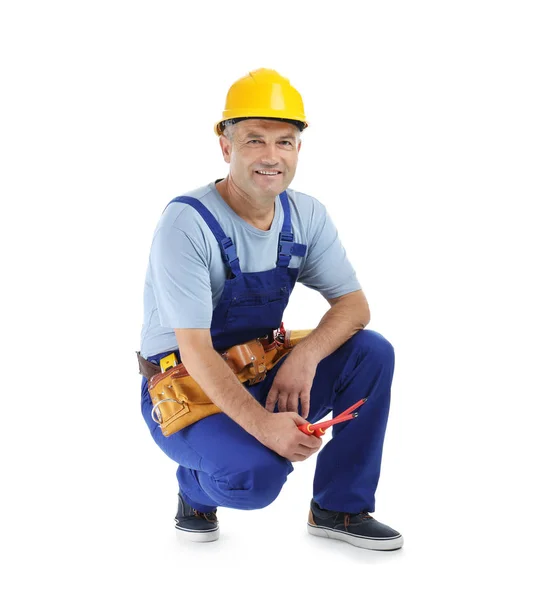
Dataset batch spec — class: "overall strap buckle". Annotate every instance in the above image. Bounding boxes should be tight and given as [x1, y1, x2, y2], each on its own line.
[221, 236, 238, 264]
[277, 232, 307, 267]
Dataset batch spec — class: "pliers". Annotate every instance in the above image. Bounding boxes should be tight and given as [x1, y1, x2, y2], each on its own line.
[298, 397, 367, 438]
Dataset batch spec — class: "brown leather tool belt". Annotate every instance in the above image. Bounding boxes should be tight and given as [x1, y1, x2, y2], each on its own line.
[136, 328, 312, 437]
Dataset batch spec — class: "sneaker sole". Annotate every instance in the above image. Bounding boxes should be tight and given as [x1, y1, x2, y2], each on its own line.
[175, 525, 220, 543]
[307, 523, 403, 551]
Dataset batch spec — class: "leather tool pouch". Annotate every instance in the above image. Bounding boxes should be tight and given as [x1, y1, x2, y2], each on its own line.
[141, 328, 313, 437]
[222, 339, 268, 385]
[147, 364, 222, 437]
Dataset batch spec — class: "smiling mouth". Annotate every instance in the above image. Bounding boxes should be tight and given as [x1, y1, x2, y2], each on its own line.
[255, 170, 282, 176]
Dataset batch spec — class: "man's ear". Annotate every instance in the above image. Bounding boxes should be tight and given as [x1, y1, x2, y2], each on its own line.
[219, 136, 231, 164]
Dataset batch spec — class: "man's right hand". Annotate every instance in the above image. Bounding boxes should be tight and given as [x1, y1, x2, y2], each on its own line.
[256, 412, 323, 462]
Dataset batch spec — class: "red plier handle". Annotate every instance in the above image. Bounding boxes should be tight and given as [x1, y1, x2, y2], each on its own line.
[298, 397, 367, 438]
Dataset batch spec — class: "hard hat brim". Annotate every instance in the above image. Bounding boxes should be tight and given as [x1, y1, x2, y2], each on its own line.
[215, 116, 309, 136]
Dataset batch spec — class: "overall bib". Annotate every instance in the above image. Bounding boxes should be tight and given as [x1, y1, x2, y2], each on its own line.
[141, 192, 395, 514]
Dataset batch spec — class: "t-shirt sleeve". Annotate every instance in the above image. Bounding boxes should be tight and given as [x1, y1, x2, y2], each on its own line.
[149, 224, 213, 328]
[298, 200, 362, 299]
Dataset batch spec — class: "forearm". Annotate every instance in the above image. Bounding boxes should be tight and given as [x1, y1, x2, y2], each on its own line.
[180, 346, 270, 439]
[292, 290, 370, 365]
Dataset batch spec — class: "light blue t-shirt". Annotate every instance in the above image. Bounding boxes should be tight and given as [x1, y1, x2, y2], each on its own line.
[140, 182, 361, 357]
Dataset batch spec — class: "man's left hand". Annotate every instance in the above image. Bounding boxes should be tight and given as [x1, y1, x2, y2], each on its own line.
[265, 353, 318, 419]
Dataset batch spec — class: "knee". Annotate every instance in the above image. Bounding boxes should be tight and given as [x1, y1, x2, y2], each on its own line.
[248, 459, 290, 509]
[210, 455, 292, 510]
[351, 329, 395, 368]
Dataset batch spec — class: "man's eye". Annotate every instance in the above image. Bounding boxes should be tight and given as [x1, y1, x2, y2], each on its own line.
[248, 139, 263, 144]
[279, 141, 292, 146]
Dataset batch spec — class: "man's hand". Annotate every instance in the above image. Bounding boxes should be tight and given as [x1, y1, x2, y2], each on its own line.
[256, 412, 322, 462]
[265, 353, 318, 418]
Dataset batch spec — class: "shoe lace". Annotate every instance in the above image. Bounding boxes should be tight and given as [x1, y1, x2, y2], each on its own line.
[193, 509, 217, 523]
[344, 511, 373, 529]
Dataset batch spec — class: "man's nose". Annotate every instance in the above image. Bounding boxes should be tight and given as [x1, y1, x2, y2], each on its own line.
[258, 143, 280, 165]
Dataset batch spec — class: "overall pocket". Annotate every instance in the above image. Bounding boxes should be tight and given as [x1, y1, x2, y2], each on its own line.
[223, 287, 288, 331]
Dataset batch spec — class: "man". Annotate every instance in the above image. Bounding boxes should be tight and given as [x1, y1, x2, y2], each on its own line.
[139, 68, 403, 550]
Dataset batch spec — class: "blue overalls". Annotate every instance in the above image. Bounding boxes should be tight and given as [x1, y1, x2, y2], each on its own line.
[141, 191, 395, 514]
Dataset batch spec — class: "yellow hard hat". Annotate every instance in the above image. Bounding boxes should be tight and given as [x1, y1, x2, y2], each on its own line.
[214, 68, 308, 136]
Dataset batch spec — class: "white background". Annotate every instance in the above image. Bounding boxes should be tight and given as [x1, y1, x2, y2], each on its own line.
[1, 1, 549, 598]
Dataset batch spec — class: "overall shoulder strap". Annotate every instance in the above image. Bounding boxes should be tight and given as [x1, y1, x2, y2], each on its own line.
[277, 191, 307, 268]
[165, 196, 241, 276]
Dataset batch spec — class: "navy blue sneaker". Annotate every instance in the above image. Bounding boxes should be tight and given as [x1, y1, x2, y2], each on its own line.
[175, 493, 219, 542]
[307, 499, 403, 550]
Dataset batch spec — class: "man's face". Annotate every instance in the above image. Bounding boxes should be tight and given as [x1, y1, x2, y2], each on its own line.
[220, 119, 302, 199]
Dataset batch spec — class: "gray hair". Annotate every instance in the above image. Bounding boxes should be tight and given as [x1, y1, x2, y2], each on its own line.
[222, 122, 237, 141]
